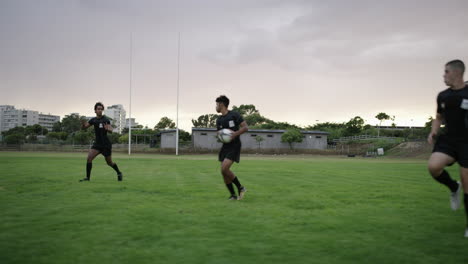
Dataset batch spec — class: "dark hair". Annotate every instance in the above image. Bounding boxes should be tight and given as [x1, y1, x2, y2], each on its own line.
[216, 95, 230, 108]
[446, 60, 465, 73]
[94, 102, 104, 110]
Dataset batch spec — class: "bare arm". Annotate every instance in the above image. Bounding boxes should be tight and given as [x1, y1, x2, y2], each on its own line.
[232, 121, 249, 139]
[428, 113, 443, 145]
[104, 123, 113, 133]
[81, 121, 91, 130]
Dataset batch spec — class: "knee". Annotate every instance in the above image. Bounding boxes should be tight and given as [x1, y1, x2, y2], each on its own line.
[107, 161, 114, 166]
[428, 163, 443, 177]
[87, 158, 93, 163]
[221, 166, 229, 175]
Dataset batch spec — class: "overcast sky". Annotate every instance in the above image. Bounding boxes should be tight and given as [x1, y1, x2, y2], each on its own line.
[1, 0, 467, 131]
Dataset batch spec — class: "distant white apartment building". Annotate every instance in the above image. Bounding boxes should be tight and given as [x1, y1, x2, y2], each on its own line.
[38, 113, 60, 131]
[125, 118, 140, 128]
[0, 105, 60, 132]
[105, 104, 126, 134]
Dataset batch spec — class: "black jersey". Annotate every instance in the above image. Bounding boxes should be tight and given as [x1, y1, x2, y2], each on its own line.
[216, 111, 244, 146]
[88, 116, 112, 147]
[436, 85, 468, 141]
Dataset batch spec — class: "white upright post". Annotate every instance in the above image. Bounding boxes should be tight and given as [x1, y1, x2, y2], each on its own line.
[128, 33, 133, 155]
[176, 32, 180, 156]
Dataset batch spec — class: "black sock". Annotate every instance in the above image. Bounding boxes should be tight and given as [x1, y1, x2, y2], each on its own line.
[434, 170, 459, 193]
[111, 163, 121, 174]
[86, 163, 92, 179]
[226, 183, 236, 196]
[232, 177, 242, 191]
[464, 194, 468, 228]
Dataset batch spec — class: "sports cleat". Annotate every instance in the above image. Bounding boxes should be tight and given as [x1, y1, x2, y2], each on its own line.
[117, 173, 123, 181]
[79, 178, 90, 182]
[450, 181, 461, 211]
[238, 186, 247, 200]
[465, 228, 468, 238]
[228, 195, 238, 200]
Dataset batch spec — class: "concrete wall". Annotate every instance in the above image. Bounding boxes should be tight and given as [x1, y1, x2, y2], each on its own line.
[241, 131, 328, 150]
[160, 130, 177, 148]
[192, 130, 222, 150]
[192, 128, 328, 150]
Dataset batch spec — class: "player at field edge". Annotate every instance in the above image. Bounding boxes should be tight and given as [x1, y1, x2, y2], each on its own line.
[427, 60, 468, 238]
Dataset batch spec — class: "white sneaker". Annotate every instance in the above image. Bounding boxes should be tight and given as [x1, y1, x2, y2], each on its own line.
[465, 228, 468, 238]
[450, 181, 461, 211]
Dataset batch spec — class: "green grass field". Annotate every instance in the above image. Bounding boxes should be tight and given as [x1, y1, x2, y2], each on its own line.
[0, 152, 467, 264]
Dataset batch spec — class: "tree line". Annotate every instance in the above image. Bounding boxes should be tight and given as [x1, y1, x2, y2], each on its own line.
[1, 105, 431, 145]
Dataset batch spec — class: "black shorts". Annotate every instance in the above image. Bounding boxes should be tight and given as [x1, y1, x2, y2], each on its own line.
[91, 145, 112, 157]
[218, 143, 241, 163]
[433, 136, 468, 168]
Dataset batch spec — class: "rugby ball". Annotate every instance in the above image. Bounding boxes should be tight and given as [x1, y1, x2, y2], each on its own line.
[217, 129, 234, 143]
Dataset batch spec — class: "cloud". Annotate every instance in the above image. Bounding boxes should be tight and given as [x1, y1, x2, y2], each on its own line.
[198, 0, 468, 72]
[1, 0, 468, 131]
